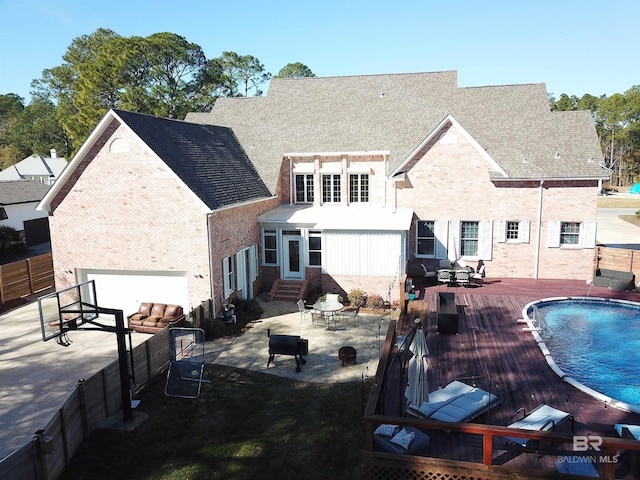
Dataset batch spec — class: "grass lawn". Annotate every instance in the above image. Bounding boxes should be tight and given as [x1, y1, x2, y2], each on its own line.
[61, 364, 372, 480]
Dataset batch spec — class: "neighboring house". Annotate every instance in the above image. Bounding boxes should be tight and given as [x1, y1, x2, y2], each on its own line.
[0, 180, 50, 233]
[0, 150, 68, 185]
[39, 71, 606, 317]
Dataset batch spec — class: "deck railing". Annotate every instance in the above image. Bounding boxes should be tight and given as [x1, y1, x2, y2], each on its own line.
[363, 320, 640, 480]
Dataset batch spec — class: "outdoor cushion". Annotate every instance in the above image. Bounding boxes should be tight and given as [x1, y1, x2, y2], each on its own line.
[390, 428, 415, 449]
[374, 424, 399, 437]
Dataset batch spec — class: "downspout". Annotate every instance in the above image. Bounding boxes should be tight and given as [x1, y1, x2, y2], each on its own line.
[207, 213, 217, 319]
[288, 156, 293, 206]
[383, 153, 388, 208]
[534, 180, 544, 279]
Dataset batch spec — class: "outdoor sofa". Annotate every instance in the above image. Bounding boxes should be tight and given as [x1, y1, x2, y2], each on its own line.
[127, 302, 185, 334]
[593, 268, 635, 291]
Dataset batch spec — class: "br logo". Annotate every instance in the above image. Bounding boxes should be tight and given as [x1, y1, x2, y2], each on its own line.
[573, 435, 603, 452]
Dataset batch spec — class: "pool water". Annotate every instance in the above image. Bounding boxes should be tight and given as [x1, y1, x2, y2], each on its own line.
[536, 299, 640, 407]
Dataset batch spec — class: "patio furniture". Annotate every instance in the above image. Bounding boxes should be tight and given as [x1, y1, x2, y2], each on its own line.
[615, 423, 640, 440]
[373, 425, 431, 455]
[407, 380, 500, 423]
[311, 311, 327, 330]
[437, 269, 453, 285]
[454, 269, 470, 287]
[469, 264, 485, 286]
[436, 292, 458, 334]
[339, 304, 361, 326]
[504, 404, 574, 447]
[127, 302, 185, 334]
[297, 299, 312, 322]
[556, 458, 599, 477]
[313, 297, 343, 327]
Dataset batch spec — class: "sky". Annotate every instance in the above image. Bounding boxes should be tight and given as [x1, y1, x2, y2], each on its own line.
[1, 0, 638, 103]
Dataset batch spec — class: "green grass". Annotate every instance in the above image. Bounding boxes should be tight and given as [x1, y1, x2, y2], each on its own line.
[61, 364, 371, 480]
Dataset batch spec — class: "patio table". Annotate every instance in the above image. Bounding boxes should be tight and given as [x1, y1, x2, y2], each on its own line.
[312, 301, 343, 328]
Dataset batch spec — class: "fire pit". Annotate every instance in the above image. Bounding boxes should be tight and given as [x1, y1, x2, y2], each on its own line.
[338, 346, 357, 366]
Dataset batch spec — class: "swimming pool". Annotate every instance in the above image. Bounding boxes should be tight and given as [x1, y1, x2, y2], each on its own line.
[522, 297, 640, 413]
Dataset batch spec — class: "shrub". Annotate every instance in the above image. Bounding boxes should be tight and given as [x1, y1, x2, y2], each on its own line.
[367, 293, 386, 309]
[347, 288, 368, 307]
[636, 210, 640, 218]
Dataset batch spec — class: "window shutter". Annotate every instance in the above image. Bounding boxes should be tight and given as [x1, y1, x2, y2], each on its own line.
[497, 220, 506, 243]
[434, 220, 449, 259]
[519, 220, 530, 244]
[547, 221, 561, 248]
[222, 257, 230, 296]
[448, 220, 461, 261]
[478, 220, 493, 260]
[581, 221, 597, 249]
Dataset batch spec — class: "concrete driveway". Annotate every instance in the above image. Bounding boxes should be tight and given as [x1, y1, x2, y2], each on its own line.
[596, 207, 640, 249]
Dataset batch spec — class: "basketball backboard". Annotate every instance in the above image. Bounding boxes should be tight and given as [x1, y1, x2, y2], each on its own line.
[38, 280, 99, 342]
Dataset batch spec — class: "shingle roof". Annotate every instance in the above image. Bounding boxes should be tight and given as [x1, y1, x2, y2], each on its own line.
[0, 180, 51, 205]
[185, 71, 606, 193]
[114, 110, 272, 210]
[0, 155, 68, 181]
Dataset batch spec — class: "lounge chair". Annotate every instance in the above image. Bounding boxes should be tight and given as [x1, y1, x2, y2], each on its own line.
[407, 380, 500, 423]
[504, 404, 574, 447]
[614, 423, 640, 440]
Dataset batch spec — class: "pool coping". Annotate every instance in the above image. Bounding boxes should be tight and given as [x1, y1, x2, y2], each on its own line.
[521, 296, 640, 414]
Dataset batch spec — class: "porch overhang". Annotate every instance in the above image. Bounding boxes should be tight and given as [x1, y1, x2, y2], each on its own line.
[258, 205, 414, 231]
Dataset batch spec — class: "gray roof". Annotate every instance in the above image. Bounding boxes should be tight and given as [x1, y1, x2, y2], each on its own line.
[0, 180, 51, 205]
[0, 155, 68, 181]
[186, 71, 606, 193]
[114, 110, 271, 210]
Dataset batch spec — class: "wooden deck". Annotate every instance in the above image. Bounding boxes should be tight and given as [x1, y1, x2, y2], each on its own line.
[388, 278, 640, 476]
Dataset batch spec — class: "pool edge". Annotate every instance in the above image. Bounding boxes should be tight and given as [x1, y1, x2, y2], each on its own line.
[521, 296, 640, 415]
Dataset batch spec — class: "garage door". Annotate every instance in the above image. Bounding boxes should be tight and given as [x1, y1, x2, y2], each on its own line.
[77, 269, 189, 316]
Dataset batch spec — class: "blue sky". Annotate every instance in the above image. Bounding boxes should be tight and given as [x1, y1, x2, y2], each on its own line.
[1, 0, 638, 103]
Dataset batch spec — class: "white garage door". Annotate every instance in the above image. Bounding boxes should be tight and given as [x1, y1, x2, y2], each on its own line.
[78, 269, 189, 316]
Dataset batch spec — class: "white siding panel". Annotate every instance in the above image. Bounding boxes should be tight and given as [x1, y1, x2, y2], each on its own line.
[324, 231, 403, 276]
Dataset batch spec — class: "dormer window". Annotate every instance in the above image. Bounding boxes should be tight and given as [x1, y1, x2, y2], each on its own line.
[295, 174, 314, 203]
[322, 174, 341, 203]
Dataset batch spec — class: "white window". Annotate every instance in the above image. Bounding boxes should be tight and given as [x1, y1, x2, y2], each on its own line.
[223, 255, 235, 297]
[295, 174, 314, 203]
[461, 221, 479, 256]
[497, 220, 530, 243]
[547, 220, 596, 248]
[416, 220, 435, 257]
[308, 230, 322, 267]
[349, 173, 369, 203]
[262, 229, 277, 265]
[322, 174, 341, 203]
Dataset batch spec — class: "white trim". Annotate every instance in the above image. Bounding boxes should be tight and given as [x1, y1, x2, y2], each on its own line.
[283, 150, 390, 158]
[389, 115, 508, 178]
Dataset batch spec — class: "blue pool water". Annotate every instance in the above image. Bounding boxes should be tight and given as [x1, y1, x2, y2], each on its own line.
[534, 298, 640, 407]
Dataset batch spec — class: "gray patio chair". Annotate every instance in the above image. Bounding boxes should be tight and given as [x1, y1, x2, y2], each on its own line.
[340, 304, 361, 327]
[311, 311, 327, 330]
[455, 270, 470, 287]
[297, 299, 312, 322]
[437, 269, 452, 284]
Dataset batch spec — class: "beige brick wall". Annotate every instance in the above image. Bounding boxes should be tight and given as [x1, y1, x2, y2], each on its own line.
[49, 120, 278, 311]
[394, 124, 599, 282]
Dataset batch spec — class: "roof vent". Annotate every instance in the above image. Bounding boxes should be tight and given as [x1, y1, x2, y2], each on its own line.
[554, 152, 561, 159]
[379, 91, 385, 98]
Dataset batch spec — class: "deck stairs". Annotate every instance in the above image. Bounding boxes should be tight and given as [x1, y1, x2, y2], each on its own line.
[268, 279, 309, 302]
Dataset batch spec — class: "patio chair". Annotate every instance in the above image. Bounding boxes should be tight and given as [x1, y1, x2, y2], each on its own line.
[311, 311, 327, 330]
[454, 269, 470, 287]
[469, 264, 486, 286]
[297, 299, 312, 322]
[325, 293, 340, 303]
[437, 269, 452, 284]
[340, 304, 361, 327]
[504, 404, 574, 448]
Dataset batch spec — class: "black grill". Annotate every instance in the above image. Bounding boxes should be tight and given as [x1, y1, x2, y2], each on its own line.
[267, 332, 308, 372]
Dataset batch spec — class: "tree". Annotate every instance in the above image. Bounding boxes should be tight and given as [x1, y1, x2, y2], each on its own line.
[32, 29, 222, 151]
[275, 62, 316, 78]
[218, 52, 271, 96]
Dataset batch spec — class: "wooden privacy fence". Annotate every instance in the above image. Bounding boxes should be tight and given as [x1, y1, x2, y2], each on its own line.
[0, 253, 54, 304]
[595, 246, 640, 283]
[0, 328, 171, 480]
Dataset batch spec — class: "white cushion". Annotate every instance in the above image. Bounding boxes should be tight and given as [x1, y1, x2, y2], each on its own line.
[390, 428, 415, 450]
[374, 424, 399, 437]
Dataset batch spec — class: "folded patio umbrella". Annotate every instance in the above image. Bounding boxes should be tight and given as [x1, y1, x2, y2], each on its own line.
[405, 325, 429, 407]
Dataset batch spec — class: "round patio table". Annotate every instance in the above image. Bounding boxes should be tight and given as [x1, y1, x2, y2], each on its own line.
[312, 301, 343, 328]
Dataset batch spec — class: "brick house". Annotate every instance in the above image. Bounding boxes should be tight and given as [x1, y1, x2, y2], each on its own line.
[186, 71, 607, 300]
[38, 109, 278, 316]
[39, 71, 606, 315]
